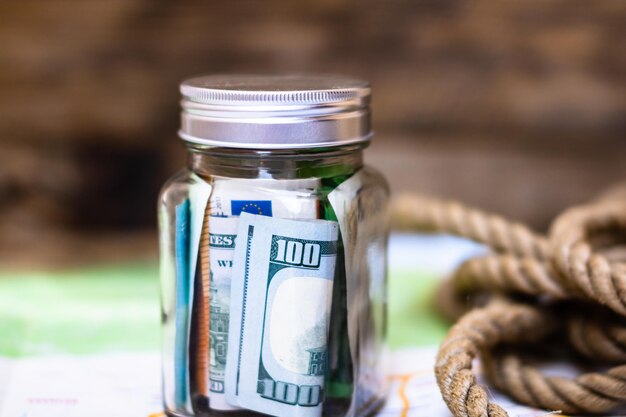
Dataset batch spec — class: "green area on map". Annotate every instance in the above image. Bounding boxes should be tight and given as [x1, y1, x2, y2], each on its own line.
[0, 264, 160, 357]
[388, 269, 449, 348]
[0, 264, 448, 357]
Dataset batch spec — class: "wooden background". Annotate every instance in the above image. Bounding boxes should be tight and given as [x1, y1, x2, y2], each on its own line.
[1, 0, 624, 266]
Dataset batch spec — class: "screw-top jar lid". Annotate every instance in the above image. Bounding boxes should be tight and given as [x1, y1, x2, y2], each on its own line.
[179, 74, 371, 149]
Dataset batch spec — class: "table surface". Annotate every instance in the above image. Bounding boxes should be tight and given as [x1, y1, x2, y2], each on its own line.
[1, 235, 564, 417]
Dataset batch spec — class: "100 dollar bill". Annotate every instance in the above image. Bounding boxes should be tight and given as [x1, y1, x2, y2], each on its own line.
[225, 213, 339, 417]
[206, 177, 320, 410]
[207, 215, 239, 410]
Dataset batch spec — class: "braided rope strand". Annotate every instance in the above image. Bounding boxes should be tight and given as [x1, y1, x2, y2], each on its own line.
[392, 194, 549, 258]
[550, 202, 626, 316]
[568, 313, 626, 362]
[454, 255, 568, 299]
[482, 351, 626, 414]
[435, 299, 555, 417]
[391, 188, 626, 416]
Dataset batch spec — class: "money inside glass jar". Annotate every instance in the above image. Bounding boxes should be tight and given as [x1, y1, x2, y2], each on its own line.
[158, 75, 390, 417]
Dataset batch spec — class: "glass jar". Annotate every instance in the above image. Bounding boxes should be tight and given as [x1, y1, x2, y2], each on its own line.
[158, 75, 390, 417]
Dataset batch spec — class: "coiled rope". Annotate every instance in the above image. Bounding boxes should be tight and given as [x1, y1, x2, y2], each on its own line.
[391, 188, 626, 416]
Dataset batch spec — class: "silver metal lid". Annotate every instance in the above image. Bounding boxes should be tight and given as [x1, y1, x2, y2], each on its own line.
[179, 74, 371, 149]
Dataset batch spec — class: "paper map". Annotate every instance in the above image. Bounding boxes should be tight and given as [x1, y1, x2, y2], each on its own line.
[0, 235, 573, 417]
[0, 347, 562, 417]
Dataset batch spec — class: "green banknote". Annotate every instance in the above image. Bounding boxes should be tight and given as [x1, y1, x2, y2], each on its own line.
[207, 215, 239, 410]
[206, 177, 319, 410]
[225, 213, 339, 417]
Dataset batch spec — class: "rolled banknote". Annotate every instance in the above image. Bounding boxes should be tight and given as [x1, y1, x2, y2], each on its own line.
[327, 170, 388, 414]
[209, 176, 321, 219]
[204, 176, 320, 411]
[225, 213, 339, 417]
[206, 215, 238, 410]
[183, 176, 212, 409]
[327, 171, 364, 383]
[174, 200, 191, 408]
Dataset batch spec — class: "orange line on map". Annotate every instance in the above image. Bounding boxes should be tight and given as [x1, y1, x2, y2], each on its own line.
[387, 371, 432, 417]
[388, 373, 420, 417]
[396, 374, 412, 417]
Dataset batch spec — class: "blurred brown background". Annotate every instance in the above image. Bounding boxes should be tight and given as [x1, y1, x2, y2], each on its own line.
[1, 0, 624, 267]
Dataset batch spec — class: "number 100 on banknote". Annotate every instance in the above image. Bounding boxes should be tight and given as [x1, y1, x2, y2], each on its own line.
[225, 213, 339, 417]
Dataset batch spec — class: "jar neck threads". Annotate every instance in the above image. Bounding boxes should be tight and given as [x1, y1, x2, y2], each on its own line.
[187, 144, 364, 180]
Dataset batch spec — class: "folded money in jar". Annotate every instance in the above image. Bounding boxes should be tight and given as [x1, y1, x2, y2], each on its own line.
[158, 74, 390, 417]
